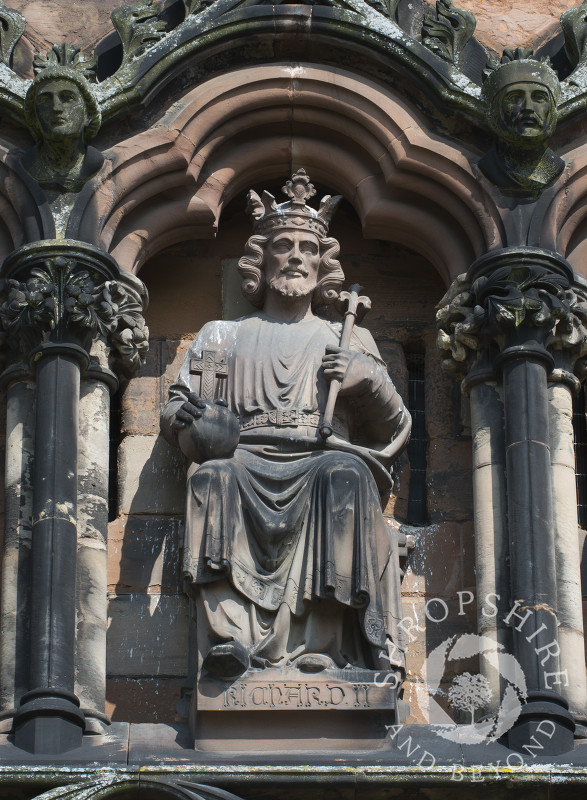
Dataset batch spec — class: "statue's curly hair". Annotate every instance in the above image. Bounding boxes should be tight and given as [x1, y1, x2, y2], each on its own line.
[237, 233, 344, 309]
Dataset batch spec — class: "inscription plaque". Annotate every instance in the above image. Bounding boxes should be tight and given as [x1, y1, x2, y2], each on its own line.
[197, 669, 397, 712]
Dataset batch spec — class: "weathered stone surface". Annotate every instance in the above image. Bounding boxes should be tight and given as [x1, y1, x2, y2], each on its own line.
[400, 596, 477, 725]
[107, 592, 188, 677]
[402, 521, 476, 597]
[459, 1, 576, 53]
[117, 433, 186, 515]
[140, 241, 222, 339]
[78, 380, 109, 543]
[76, 544, 107, 712]
[8, 0, 580, 71]
[548, 383, 587, 716]
[106, 677, 184, 723]
[108, 515, 183, 594]
[77, 375, 110, 712]
[12, 1, 125, 52]
[424, 342, 463, 440]
[120, 338, 190, 436]
[427, 438, 473, 520]
[194, 707, 397, 752]
[550, 383, 576, 470]
[0, 380, 34, 713]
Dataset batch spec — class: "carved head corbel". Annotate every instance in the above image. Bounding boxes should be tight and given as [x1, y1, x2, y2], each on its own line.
[479, 48, 564, 198]
[24, 43, 100, 145]
[20, 44, 102, 198]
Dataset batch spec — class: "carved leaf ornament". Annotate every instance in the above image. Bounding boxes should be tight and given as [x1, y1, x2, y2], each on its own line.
[436, 273, 480, 365]
[473, 266, 570, 330]
[0, 272, 55, 332]
[111, 311, 149, 374]
[32, 43, 98, 82]
[111, 0, 167, 66]
[421, 0, 476, 66]
[0, 257, 149, 372]
[183, 0, 215, 15]
[436, 266, 586, 375]
[562, 0, 587, 68]
[0, 257, 114, 335]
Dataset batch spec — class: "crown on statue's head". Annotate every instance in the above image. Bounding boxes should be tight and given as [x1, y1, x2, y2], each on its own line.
[481, 48, 560, 105]
[246, 169, 342, 238]
[32, 43, 98, 84]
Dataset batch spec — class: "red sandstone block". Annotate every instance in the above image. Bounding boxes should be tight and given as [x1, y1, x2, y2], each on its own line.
[106, 676, 185, 724]
[107, 592, 189, 677]
[402, 522, 475, 597]
[108, 515, 183, 594]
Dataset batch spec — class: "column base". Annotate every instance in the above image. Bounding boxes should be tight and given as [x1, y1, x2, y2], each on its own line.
[507, 691, 576, 756]
[12, 688, 86, 754]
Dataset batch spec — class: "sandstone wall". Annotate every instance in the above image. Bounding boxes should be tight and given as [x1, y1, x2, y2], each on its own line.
[6, 1, 580, 60]
[460, 0, 577, 52]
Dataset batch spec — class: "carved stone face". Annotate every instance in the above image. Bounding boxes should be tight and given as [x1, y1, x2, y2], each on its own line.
[493, 81, 556, 146]
[34, 78, 89, 140]
[264, 230, 321, 299]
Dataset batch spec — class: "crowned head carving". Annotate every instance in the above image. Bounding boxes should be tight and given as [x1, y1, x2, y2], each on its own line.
[237, 169, 345, 309]
[245, 168, 342, 239]
[24, 44, 101, 144]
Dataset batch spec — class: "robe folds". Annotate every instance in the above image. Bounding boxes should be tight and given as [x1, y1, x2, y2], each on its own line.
[161, 312, 410, 670]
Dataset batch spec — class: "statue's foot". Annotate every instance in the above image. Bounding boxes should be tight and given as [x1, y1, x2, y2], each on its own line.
[202, 642, 249, 680]
[292, 654, 336, 673]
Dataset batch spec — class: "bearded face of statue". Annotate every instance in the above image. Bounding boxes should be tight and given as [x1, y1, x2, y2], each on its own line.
[34, 78, 89, 141]
[492, 81, 556, 147]
[263, 230, 321, 299]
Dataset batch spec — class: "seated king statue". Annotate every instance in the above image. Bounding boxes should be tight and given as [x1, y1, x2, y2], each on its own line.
[161, 170, 411, 694]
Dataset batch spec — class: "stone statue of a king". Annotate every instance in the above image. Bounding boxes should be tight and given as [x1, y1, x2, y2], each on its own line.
[161, 170, 411, 710]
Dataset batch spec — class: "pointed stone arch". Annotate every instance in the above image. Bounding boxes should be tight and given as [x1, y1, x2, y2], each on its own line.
[81, 64, 504, 284]
[536, 147, 587, 279]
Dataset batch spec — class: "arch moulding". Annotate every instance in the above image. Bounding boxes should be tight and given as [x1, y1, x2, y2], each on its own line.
[79, 64, 505, 285]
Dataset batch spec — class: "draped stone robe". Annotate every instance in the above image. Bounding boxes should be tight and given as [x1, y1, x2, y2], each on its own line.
[161, 312, 409, 672]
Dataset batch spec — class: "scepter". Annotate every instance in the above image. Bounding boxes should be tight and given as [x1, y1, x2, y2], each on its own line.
[319, 283, 371, 439]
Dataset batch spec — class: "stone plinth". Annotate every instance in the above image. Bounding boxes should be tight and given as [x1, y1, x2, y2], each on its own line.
[192, 668, 398, 752]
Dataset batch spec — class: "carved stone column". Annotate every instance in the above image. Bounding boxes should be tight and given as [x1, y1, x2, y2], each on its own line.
[0, 240, 147, 754]
[75, 268, 147, 734]
[438, 246, 585, 755]
[438, 279, 511, 716]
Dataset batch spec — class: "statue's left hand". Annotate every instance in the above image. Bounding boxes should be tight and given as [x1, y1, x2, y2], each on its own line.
[322, 345, 376, 396]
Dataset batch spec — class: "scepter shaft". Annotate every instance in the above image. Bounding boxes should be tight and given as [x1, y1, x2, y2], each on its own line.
[319, 283, 370, 439]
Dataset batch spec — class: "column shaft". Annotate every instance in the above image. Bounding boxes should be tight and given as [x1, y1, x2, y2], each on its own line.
[29, 353, 80, 689]
[76, 378, 110, 727]
[13, 351, 86, 753]
[469, 381, 510, 708]
[548, 383, 587, 716]
[0, 380, 35, 716]
[502, 356, 559, 687]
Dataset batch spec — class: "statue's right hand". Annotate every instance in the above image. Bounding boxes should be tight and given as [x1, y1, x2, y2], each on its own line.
[174, 393, 240, 463]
